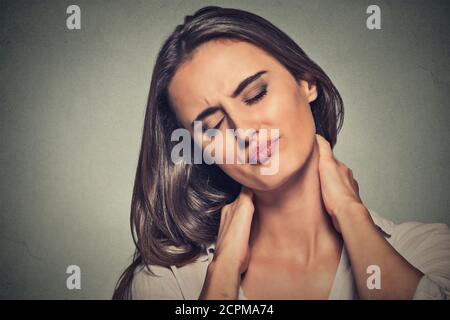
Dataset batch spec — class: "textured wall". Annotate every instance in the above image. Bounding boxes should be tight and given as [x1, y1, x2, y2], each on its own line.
[0, 0, 448, 299]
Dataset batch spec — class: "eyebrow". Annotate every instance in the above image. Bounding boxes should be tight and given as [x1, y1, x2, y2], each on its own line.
[191, 70, 268, 128]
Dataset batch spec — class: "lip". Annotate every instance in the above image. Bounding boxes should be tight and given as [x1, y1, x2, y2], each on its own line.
[249, 135, 280, 165]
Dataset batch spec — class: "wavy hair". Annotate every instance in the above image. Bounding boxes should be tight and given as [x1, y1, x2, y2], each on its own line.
[112, 5, 344, 299]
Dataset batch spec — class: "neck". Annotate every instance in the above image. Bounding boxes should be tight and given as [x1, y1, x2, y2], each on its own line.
[250, 138, 342, 264]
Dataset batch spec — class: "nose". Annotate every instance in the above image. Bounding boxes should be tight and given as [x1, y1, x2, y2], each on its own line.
[223, 101, 260, 144]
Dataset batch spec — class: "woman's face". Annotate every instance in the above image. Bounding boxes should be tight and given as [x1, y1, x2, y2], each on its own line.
[168, 39, 318, 191]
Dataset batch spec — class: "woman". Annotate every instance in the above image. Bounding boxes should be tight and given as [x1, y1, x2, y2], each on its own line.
[113, 6, 450, 300]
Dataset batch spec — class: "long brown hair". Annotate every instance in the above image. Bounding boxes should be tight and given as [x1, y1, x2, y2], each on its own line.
[112, 5, 344, 299]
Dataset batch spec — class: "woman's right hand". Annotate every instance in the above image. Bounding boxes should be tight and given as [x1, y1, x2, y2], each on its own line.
[199, 186, 255, 299]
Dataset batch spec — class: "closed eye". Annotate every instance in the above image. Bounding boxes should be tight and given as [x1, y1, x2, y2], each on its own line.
[212, 117, 225, 130]
[244, 85, 268, 106]
[204, 117, 225, 138]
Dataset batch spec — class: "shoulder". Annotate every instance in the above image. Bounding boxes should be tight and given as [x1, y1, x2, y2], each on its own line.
[392, 219, 450, 252]
[131, 264, 184, 300]
[389, 216, 450, 277]
[367, 208, 450, 253]
[131, 249, 212, 300]
[367, 208, 450, 298]
[368, 208, 450, 258]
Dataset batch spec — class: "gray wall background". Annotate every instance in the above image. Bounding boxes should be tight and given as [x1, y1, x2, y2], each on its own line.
[0, 0, 448, 299]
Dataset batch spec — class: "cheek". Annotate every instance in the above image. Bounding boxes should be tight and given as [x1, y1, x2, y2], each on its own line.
[282, 107, 316, 174]
[267, 84, 314, 147]
[264, 83, 304, 124]
[269, 86, 316, 175]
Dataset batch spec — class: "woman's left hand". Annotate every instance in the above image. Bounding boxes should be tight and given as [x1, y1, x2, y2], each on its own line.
[315, 134, 364, 232]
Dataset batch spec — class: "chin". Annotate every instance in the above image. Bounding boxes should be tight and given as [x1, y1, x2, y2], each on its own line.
[243, 161, 302, 192]
[220, 140, 313, 192]
[250, 145, 314, 191]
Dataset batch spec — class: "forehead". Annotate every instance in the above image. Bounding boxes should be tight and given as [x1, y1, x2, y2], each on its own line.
[168, 40, 279, 123]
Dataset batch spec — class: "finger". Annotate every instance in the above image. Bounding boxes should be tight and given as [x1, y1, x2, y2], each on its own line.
[230, 186, 255, 236]
[348, 168, 354, 179]
[218, 204, 231, 239]
[315, 134, 334, 160]
[217, 207, 226, 239]
[355, 180, 359, 193]
[236, 187, 254, 216]
[229, 211, 254, 244]
[238, 186, 254, 203]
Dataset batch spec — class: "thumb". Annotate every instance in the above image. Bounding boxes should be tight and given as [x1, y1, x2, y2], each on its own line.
[315, 134, 334, 159]
[238, 186, 254, 202]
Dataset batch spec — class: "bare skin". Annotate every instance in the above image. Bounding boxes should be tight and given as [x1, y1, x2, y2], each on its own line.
[242, 137, 343, 299]
[169, 39, 423, 300]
